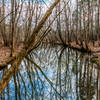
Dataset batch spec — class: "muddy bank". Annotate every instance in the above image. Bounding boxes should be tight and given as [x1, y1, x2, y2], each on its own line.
[0, 43, 24, 69]
[0, 41, 100, 70]
[43, 41, 100, 66]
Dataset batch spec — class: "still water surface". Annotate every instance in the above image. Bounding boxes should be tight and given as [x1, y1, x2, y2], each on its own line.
[0, 44, 100, 100]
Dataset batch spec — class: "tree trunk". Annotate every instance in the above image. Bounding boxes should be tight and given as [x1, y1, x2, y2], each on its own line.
[0, 0, 61, 94]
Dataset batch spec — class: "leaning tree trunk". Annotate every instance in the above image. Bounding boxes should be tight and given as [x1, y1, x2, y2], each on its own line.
[0, 0, 61, 94]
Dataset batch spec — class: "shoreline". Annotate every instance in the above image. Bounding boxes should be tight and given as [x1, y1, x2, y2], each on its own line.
[0, 41, 100, 70]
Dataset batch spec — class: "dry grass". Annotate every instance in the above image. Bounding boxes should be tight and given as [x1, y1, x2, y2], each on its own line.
[0, 43, 24, 67]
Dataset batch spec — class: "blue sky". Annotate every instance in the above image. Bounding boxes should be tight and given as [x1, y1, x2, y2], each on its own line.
[0, 0, 49, 4]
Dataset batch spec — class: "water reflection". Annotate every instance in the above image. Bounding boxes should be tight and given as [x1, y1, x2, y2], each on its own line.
[0, 44, 100, 100]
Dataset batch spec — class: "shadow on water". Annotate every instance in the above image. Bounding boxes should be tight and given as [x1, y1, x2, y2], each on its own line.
[0, 44, 100, 100]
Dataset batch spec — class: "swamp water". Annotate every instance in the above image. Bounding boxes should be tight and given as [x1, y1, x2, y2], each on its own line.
[0, 44, 100, 100]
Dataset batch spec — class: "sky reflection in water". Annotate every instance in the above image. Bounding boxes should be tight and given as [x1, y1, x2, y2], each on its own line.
[0, 44, 100, 100]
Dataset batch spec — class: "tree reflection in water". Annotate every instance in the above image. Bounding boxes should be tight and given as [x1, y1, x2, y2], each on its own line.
[0, 44, 100, 100]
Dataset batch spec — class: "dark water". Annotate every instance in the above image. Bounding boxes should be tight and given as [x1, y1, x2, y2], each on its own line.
[0, 44, 100, 100]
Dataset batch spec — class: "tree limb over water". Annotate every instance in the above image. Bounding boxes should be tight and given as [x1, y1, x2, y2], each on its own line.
[0, 0, 61, 94]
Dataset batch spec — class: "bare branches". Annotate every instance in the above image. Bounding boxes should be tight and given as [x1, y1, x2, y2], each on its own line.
[0, 0, 61, 94]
